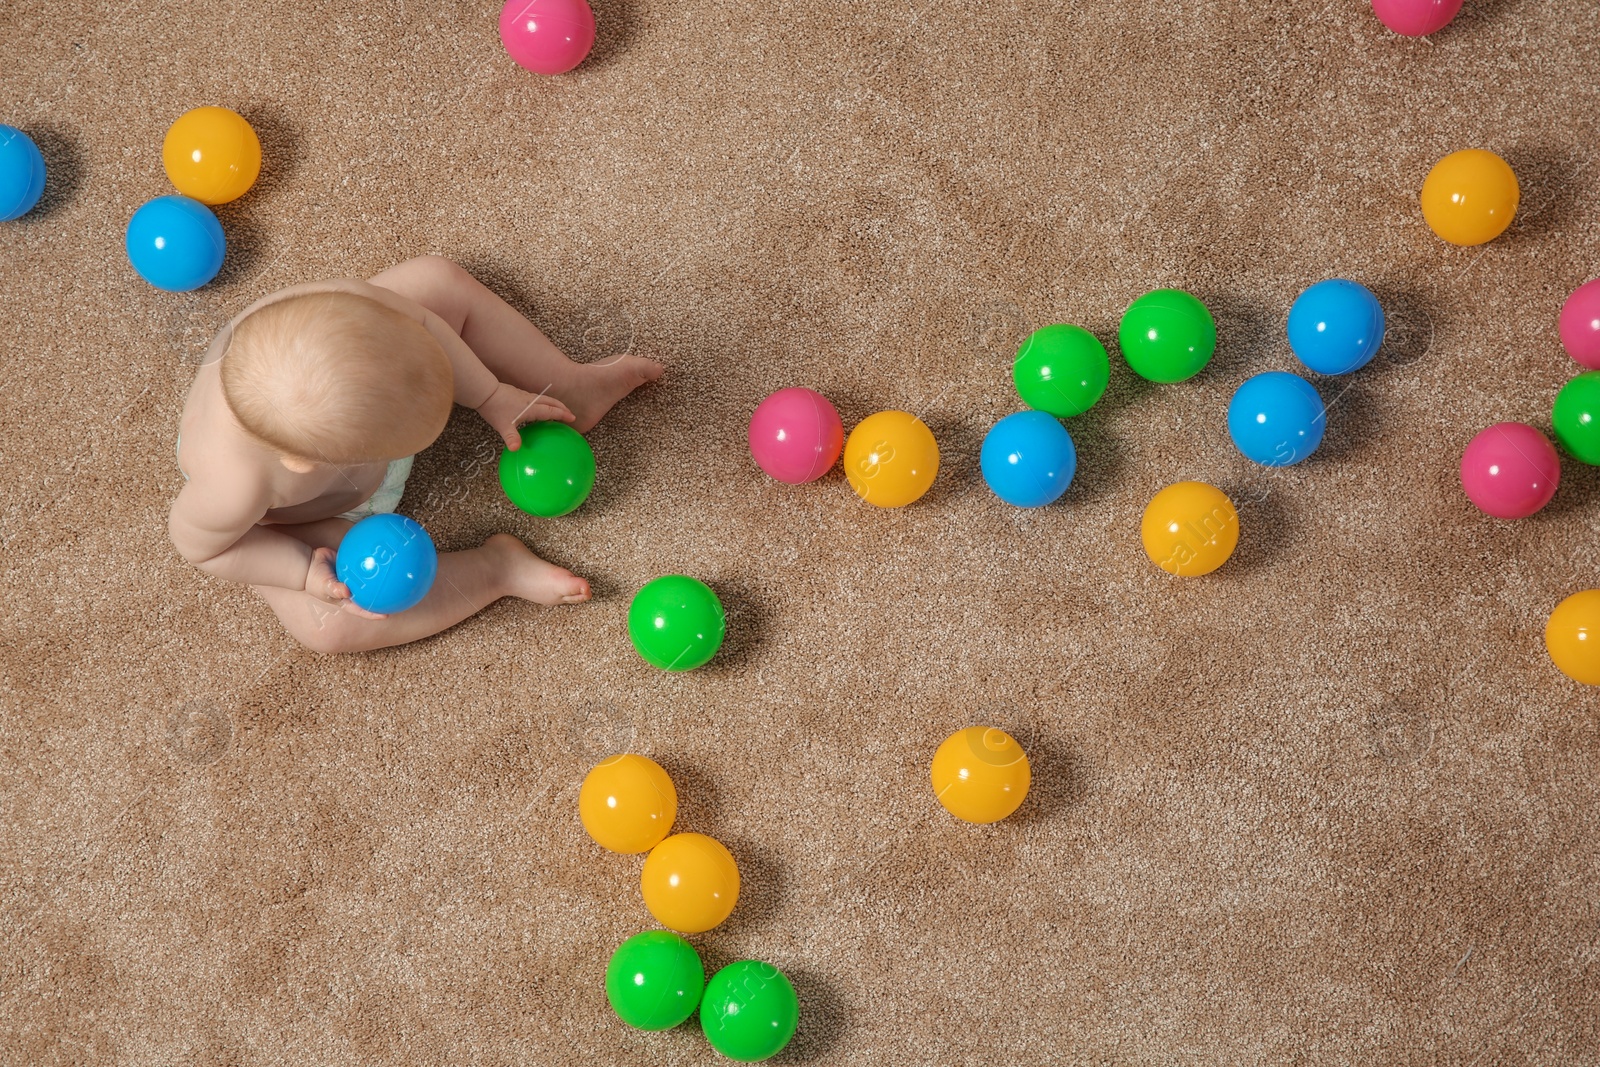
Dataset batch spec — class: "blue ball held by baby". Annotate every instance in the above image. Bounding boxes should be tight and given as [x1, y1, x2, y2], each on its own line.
[1227, 371, 1327, 466]
[125, 195, 226, 292]
[0, 125, 46, 221]
[981, 410, 1077, 507]
[1287, 279, 1384, 375]
[335, 514, 439, 614]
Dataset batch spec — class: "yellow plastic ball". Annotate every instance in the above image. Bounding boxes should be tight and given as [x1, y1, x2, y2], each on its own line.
[640, 832, 740, 934]
[930, 726, 1031, 824]
[162, 106, 262, 205]
[843, 410, 940, 507]
[578, 753, 677, 854]
[1141, 481, 1239, 576]
[1420, 149, 1519, 247]
[1546, 590, 1600, 686]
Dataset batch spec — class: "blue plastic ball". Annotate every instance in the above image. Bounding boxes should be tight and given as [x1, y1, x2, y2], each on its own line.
[125, 195, 226, 292]
[980, 410, 1077, 507]
[1227, 371, 1326, 466]
[1287, 279, 1384, 375]
[335, 514, 438, 614]
[0, 125, 46, 221]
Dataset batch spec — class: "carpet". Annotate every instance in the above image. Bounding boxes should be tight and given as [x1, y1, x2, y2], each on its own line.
[3, 1, 1599, 1063]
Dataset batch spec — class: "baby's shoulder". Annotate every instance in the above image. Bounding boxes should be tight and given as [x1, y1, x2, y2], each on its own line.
[178, 433, 274, 502]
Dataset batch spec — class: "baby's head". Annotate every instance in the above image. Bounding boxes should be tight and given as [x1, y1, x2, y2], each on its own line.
[220, 291, 453, 469]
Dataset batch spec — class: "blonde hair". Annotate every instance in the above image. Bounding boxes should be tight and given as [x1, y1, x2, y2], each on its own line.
[220, 291, 454, 465]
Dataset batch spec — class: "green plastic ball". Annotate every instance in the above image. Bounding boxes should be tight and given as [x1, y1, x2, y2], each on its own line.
[498, 422, 596, 517]
[627, 576, 725, 671]
[700, 960, 798, 1062]
[604, 930, 705, 1031]
[1118, 288, 1216, 383]
[1553, 372, 1600, 466]
[1012, 324, 1109, 417]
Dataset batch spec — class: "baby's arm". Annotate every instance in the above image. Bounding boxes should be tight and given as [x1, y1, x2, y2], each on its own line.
[169, 482, 379, 616]
[365, 262, 592, 447]
[168, 479, 311, 588]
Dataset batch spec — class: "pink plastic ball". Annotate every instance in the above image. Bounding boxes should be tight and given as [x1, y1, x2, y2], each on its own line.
[499, 0, 596, 76]
[748, 387, 845, 485]
[1371, 0, 1463, 36]
[1559, 279, 1600, 370]
[1460, 422, 1561, 520]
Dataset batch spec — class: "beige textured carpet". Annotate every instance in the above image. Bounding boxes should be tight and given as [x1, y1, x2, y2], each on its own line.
[4, 1, 1599, 1063]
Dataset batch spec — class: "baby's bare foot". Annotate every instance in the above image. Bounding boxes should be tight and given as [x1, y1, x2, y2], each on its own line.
[487, 533, 591, 605]
[568, 354, 664, 433]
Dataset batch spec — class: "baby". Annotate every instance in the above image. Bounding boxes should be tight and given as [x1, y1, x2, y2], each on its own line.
[169, 255, 662, 653]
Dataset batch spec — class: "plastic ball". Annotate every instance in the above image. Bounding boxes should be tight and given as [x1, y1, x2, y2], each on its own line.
[1371, 0, 1463, 36]
[499, 0, 596, 75]
[1553, 373, 1600, 466]
[1459, 422, 1560, 519]
[1421, 150, 1519, 247]
[748, 387, 844, 484]
[1012, 324, 1109, 417]
[0, 125, 46, 221]
[1559, 280, 1600, 370]
[980, 411, 1076, 507]
[1546, 590, 1600, 686]
[498, 421, 596, 517]
[1118, 289, 1216, 383]
[627, 575, 725, 671]
[1287, 279, 1385, 375]
[930, 726, 1031, 824]
[700, 961, 799, 1062]
[579, 753, 677, 854]
[640, 832, 739, 934]
[842, 410, 940, 507]
[605, 930, 705, 1031]
[1140, 481, 1239, 577]
[334, 513, 438, 614]
[161, 106, 261, 205]
[125, 195, 225, 293]
[1227, 371, 1326, 466]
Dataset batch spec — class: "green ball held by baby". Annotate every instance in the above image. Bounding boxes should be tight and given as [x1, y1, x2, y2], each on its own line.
[499, 421, 596, 517]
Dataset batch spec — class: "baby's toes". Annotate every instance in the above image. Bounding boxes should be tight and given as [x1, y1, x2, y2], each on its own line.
[620, 354, 664, 384]
[557, 576, 592, 604]
[530, 567, 590, 606]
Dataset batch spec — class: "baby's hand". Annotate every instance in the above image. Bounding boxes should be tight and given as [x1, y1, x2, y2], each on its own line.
[477, 381, 575, 451]
[306, 546, 388, 620]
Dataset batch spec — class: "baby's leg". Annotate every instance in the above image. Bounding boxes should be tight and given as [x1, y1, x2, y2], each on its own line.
[369, 256, 663, 433]
[258, 522, 589, 654]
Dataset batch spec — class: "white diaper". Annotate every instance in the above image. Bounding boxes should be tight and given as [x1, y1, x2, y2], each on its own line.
[338, 455, 414, 522]
[177, 432, 414, 523]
